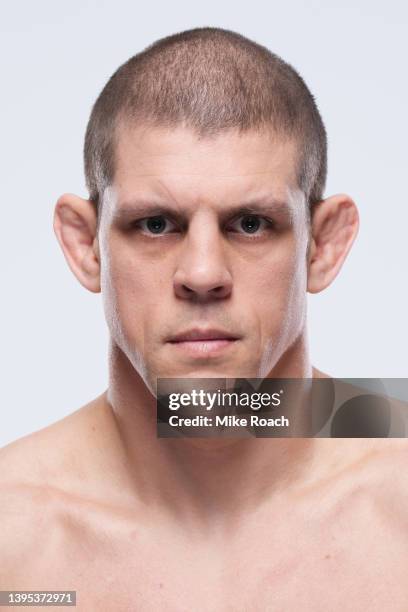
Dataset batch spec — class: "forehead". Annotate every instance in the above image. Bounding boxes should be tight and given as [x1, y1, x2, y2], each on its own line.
[109, 123, 302, 214]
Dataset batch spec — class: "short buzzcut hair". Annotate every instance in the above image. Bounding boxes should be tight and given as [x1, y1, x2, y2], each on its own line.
[84, 27, 327, 216]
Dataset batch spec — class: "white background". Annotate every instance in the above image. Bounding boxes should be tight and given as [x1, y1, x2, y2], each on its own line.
[1, 0, 407, 446]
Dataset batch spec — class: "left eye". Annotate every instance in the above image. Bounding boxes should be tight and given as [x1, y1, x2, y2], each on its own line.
[229, 215, 272, 235]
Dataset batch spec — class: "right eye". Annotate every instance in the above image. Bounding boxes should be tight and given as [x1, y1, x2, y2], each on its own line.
[134, 215, 178, 235]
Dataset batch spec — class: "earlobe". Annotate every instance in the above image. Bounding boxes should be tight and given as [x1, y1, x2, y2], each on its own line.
[307, 194, 359, 294]
[53, 193, 101, 293]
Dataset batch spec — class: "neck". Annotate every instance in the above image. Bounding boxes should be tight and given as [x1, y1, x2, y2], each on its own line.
[104, 333, 323, 527]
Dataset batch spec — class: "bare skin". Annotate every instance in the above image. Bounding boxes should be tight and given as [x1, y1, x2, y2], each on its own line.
[2, 126, 406, 610]
[1, 377, 408, 611]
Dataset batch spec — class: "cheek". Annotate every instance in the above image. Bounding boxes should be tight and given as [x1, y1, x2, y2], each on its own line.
[241, 236, 307, 311]
[100, 243, 163, 339]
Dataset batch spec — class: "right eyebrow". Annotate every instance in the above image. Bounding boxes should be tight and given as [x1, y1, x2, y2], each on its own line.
[112, 203, 182, 223]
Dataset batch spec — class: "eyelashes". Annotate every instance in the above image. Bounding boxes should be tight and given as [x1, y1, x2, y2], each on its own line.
[131, 214, 276, 240]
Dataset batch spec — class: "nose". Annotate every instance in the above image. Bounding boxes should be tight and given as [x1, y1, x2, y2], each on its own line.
[173, 218, 233, 302]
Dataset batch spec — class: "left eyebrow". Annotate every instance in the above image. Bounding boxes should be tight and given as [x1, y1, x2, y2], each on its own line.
[112, 198, 294, 223]
[221, 200, 294, 221]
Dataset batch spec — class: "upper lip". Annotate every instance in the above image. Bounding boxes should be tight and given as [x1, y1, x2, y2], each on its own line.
[168, 328, 240, 342]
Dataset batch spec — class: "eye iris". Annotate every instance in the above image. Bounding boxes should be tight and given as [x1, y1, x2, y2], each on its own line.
[147, 217, 166, 233]
[241, 215, 260, 233]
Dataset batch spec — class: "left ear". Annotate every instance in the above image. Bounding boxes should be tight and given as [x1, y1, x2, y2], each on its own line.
[307, 194, 359, 293]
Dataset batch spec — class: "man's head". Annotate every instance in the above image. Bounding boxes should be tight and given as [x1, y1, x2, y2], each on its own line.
[54, 28, 358, 393]
[84, 27, 327, 219]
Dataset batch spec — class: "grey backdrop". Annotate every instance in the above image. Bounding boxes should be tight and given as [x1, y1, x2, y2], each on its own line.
[1, 0, 407, 447]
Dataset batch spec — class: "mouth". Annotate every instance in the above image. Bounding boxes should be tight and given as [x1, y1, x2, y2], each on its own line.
[167, 328, 241, 357]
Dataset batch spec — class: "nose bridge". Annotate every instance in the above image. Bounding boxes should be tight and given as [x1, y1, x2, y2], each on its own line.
[188, 211, 220, 257]
[173, 211, 232, 300]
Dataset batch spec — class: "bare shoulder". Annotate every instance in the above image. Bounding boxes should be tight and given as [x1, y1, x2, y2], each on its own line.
[347, 439, 408, 540]
[0, 392, 109, 489]
[334, 438, 408, 518]
[301, 438, 408, 513]
[367, 438, 408, 492]
[338, 438, 408, 490]
[0, 393, 113, 582]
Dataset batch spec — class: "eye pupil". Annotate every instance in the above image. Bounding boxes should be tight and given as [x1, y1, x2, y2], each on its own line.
[241, 215, 260, 233]
[147, 216, 166, 233]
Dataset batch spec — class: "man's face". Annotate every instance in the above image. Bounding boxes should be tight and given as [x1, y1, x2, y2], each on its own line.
[98, 125, 310, 393]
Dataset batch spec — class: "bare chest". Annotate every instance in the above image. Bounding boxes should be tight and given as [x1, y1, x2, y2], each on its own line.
[16, 499, 408, 612]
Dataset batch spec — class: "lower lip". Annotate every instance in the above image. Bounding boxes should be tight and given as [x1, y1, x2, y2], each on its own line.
[168, 339, 238, 356]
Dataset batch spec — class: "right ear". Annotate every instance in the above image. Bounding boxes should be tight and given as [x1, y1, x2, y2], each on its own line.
[53, 193, 101, 293]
